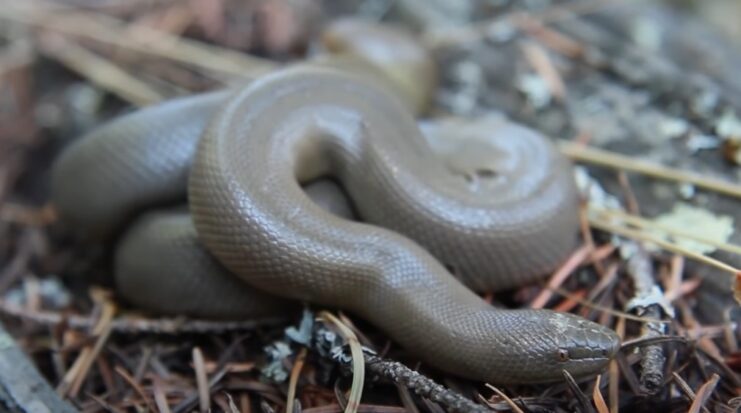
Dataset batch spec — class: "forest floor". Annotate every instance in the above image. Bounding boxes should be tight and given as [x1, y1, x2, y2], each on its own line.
[0, 1, 739, 412]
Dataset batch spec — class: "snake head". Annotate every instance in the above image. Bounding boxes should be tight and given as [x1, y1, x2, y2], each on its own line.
[481, 309, 621, 384]
[545, 311, 621, 380]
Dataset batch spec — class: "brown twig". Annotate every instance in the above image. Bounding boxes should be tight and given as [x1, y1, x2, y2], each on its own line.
[530, 244, 591, 309]
[193, 346, 211, 413]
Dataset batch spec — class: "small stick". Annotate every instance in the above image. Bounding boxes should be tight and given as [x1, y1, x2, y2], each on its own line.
[361, 354, 488, 413]
[626, 250, 666, 394]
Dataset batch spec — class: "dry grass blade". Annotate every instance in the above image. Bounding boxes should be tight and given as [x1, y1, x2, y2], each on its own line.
[319, 311, 365, 413]
[562, 370, 596, 413]
[193, 346, 210, 413]
[87, 392, 127, 413]
[37, 33, 164, 105]
[688, 373, 720, 413]
[672, 372, 712, 413]
[153, 376, 172, 413]
[559, 141, 741, 199]
[484, 384, 524, 413]
[0, 0, 277, 79]
[225, 393, 241, 413]
[588, 217, 740, 276]
[591, 375, 608, 413]
[114, 365, 155, 412]
[58, 297, 116, 398]
[286, 348, 308, 413]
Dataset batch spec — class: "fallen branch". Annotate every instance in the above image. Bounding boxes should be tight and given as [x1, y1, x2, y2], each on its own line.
[0, 299, 284, 333]
[360, 354, 488, 413]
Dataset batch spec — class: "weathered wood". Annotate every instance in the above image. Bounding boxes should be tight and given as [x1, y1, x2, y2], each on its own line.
[0, 322, 77, 413]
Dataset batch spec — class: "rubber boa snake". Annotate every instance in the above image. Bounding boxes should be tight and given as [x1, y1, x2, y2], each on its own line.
[51, 20, 620, 384]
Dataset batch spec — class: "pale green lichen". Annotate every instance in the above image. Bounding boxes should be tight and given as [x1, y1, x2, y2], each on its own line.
[0, 331, 14, 350]
[651, 202, 734, 255]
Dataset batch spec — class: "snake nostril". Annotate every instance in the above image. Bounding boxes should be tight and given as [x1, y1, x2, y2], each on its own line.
[474, 168, 498, 180]
[558, 348, 570, 362]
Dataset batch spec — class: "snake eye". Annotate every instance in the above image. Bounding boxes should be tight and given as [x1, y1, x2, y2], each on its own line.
[558, 349, 570, 362]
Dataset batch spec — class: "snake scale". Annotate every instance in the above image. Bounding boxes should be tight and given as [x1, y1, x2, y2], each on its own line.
[51, 20, 619, 384]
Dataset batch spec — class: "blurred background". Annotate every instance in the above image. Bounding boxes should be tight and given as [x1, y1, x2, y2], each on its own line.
[1, 1, 740, 412]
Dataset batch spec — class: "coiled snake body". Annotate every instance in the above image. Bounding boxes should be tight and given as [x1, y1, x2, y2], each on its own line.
[52, 24, 619, 384]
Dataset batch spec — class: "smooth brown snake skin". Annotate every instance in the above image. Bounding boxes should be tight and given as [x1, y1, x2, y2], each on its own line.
[52, 66, 620, 383]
